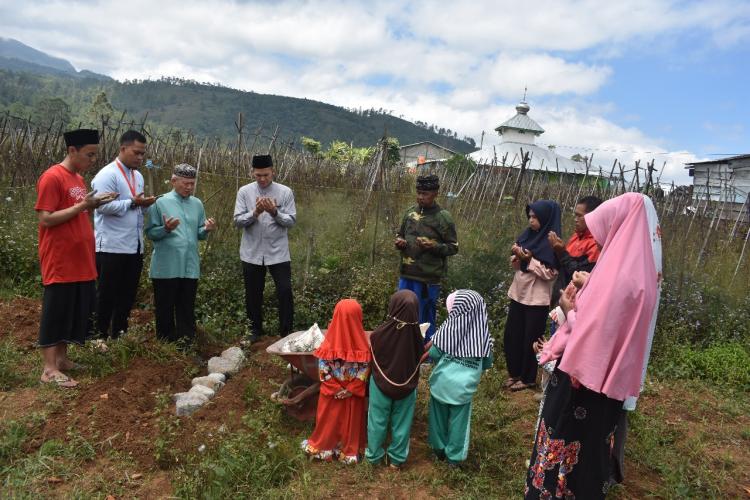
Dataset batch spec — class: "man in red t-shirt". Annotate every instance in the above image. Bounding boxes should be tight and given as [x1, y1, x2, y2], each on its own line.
[35, 128, 117, 387]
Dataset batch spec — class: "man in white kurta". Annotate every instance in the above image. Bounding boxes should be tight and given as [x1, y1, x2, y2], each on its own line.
[233, 154, 296, 342]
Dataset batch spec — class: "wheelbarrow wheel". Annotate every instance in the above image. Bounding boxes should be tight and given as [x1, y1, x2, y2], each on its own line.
[282, 374, 319, 421]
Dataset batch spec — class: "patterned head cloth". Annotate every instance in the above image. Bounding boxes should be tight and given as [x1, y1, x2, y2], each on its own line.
[173, 163, 197, 178]
[432, 289, 493, 358]
[416, 174, 440, 192]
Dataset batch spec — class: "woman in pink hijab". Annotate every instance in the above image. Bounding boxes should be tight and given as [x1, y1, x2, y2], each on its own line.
[524, 193, 662, 500]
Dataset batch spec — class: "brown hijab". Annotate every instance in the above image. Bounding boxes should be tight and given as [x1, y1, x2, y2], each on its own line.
[370, 290, 423, 400]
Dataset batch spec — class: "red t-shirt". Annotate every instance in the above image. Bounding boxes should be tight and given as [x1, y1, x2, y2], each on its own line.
[35, 164, 97, 285]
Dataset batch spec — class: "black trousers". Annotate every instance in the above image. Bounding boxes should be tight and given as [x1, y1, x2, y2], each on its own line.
[96, 252, 143, 338]
[503, 299, 549, 384]
[152, 278, 198, 342]
[242, 261, 294, 336]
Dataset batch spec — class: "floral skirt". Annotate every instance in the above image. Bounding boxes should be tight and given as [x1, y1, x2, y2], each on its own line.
[525, 368, 625, 500]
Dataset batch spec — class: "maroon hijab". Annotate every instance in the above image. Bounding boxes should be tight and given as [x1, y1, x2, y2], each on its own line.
[370, 290, 423, 400]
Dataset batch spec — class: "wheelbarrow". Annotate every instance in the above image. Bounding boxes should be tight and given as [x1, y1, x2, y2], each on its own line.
[266, 330, 326, 421]
[266, 329, 374, 421]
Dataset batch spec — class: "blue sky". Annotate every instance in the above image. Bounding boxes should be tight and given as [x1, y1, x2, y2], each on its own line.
[0, 0, 748, 184]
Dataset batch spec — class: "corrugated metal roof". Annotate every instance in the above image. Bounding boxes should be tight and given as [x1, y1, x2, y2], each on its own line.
[469, 141, 592, 174]
[685, 153, 750, 167]
[398, 141, 461, 156]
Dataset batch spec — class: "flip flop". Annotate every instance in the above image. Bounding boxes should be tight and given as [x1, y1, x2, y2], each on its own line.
[509, 381, 536, 392]
[503, 377, 520, 388]
[41, 372, 78, 388]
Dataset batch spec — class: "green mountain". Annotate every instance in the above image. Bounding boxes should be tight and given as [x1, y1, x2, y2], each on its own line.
[0, 38, 476, 152]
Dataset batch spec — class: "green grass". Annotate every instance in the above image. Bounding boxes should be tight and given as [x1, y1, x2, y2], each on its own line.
[0, 338, 30, 390]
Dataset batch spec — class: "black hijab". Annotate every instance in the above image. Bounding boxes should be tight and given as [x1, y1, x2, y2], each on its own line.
[370, 290, 423, 400]
[516, 199, 562, 270]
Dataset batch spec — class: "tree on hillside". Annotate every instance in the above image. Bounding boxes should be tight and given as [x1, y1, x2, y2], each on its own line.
[301, 136, 322, 156]
[31, 97, 70, 127]
[86, 91, 115, 126]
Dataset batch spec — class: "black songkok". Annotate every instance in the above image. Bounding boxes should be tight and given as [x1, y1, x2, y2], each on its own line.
[63, 129, 99, 148]
[173, 163, 197, 178]
[416, 174, 440, 192]
[252, 154, 273, 168]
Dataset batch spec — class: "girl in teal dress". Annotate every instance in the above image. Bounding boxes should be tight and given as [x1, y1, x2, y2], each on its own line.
[427, 289, 494, 465]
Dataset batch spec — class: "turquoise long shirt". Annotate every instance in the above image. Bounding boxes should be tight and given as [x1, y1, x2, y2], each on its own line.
[428, 345, 492, 405]
[145, 190, 209, 279]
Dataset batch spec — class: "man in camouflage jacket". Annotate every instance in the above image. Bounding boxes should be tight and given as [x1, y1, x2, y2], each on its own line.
[395, 174, 458, 342]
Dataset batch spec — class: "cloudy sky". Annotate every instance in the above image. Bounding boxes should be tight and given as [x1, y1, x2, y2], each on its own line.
[1, 0, 748, 184]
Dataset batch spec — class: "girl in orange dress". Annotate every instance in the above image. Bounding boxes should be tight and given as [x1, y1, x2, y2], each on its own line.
[302, 299, 371, 463]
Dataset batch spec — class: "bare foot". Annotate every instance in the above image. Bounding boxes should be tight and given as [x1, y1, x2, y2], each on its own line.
[57, 359, 83, 371]
[41, 370, 78, 388]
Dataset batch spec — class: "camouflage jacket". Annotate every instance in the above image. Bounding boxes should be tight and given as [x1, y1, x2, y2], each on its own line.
[397, 203, 458, 284]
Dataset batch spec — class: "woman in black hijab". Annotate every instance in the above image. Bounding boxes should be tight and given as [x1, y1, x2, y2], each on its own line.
[503, 200, 562, 392]
[365, 290, 426, 468]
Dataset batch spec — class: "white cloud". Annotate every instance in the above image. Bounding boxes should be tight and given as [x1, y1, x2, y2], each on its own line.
[0, 0, 747, 185]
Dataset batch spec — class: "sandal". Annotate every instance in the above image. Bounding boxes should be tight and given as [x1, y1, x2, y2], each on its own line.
[503, 377, 520, 388]
[40, 372, 78, 388]
[509, 381, 536, 392]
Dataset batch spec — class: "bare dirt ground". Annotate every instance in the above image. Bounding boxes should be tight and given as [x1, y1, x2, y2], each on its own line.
[1, 297, 748, 499]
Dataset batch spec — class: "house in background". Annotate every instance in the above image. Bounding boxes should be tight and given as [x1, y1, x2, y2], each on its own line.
[685, 154, 750, 222]
[399, 141, 461, 169]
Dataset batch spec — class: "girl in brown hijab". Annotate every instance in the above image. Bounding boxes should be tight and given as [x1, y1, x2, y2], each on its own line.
[365, 290, 426, 468]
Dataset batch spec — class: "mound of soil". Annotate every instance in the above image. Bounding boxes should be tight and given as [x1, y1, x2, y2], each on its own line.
[36, 357, 192, 468]
[0, 297, 43, 348]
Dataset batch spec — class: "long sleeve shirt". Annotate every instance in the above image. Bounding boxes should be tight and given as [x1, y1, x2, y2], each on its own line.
[318, 359, 370, 398]
[91, 159, 146, 254]
[397, 203, 458, 284]
[507, 257, 558, 306]
[145, 190, 209, 279]
[428, 345, 492, 405]
[233, 181, 296, 265]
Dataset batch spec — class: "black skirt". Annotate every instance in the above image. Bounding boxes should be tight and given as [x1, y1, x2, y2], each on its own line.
[525, 368, 625, 500]
[38, 280, 96, 347]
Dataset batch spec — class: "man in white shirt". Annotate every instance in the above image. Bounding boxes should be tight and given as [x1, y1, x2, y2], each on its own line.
[233, 154, 296, 342]
[91, 130, 156, 338]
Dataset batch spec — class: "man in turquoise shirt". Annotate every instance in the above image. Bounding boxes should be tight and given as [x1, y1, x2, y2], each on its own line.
[145, 163, 215, 342]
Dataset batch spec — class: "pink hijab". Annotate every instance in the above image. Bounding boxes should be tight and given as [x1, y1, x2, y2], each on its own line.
[540, 193, 660, 402]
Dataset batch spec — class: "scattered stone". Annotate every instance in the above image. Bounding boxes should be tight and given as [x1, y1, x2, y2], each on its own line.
[221, 346, 245, 365]
[131, 473, 143, 480]
[198, 444, 206, 453]
[207, 372, 226, 383]
[191, 375, 224, 391]
[100, 393, 109, 400]
[175, 394, 208, 416]
[189, 384, 216, 400]
[207, 356, 237, 375]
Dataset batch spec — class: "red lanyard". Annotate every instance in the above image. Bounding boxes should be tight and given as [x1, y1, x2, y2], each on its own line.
[115, 159, 137, 197]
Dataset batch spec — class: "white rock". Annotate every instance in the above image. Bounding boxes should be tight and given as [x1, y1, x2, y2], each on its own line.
[191, 375, 225, 391]
[207, 356, 240, 375]
[175, 394, 208, 416]
[172, 391, 191, 402]
[189, 384, 216, 400]
[207, 372, 226, 383]
[221, 346, 245, 365]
